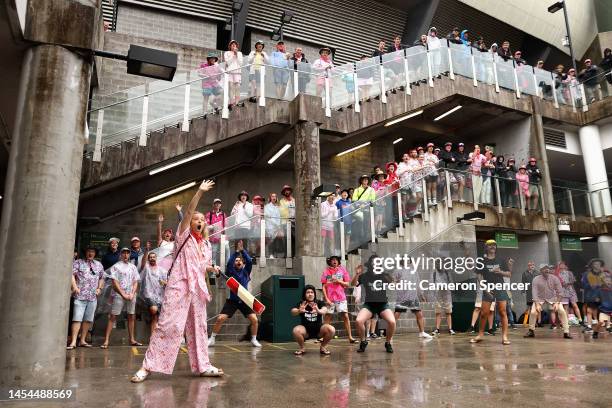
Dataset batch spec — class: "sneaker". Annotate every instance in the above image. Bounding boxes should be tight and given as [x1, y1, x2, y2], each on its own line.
[550, 324, 556, 330]
[431, 329, 440, 336]
[583, 326, 593, 333]
[251, 338, 262, 348]
[370, 333, 378, 339]
[487, 329, 496, 336]
[384, 342, 394, 353]
[469, 326, 476, 335]
[592, 331, 599, 339]
[357, 340, 368, 353]
[524, 329, 535, 338]
[432, 199, 437, 206]
[459, 199, 465, 203]
[564, 333, 573, 339]
[449, 329, 456, 335]
[607, 327, 612, 333]
[418, 332, 433, 340]
[208, 336, 216, 347]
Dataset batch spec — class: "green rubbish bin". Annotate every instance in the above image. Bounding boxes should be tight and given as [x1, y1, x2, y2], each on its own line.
[260, 275, 304, 343]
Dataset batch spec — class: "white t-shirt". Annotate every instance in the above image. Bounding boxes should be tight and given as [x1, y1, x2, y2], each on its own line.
[110, 261, 140, 297]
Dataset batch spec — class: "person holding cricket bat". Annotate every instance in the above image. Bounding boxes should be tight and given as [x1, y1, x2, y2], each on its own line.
[209, 240, 262, 348]
[131, 179, 223, 383]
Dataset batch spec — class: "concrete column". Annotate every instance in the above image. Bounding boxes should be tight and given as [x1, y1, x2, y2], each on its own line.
[293, 120, 322, 258]
[290, 95, 325, 284]
[0, 44, 92, 387]
[597, 235, 612, 268]
[579, 125, 612, 217]
[531, 114, 561, 262]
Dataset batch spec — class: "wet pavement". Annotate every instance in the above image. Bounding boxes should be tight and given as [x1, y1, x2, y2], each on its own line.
[4, 329, 612, 408]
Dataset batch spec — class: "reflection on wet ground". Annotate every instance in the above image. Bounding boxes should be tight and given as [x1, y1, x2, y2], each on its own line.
[5, 330, 612, 408]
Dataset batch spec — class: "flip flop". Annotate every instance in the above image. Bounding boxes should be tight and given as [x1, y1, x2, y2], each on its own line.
[469, 337, 483, 344]
[200, 366, 224, 377]
[66, 345, 76, 350]
[348, 338, 358, 344]
[79, 343, 93, 348]
[502, 339, 511, 345]
[294, 349, 306, 356]
[100, 344, 109, 349]
[130, 368, 149, 383]
[320, 347, 331, 355]
[130, 341, 143, 346]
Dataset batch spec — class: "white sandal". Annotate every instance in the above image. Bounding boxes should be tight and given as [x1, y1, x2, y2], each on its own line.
[200, 366, 224, 377]
[130, 368, 150, 383]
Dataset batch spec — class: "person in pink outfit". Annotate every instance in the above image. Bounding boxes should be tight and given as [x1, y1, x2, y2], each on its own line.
[131, 179, 223, 383]
[515, 165, 530, 203]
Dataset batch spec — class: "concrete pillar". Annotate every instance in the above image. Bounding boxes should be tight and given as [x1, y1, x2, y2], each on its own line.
[531, 114, 561, 262]
[578, 125, 612, 217]
[597, 235, 612, 268]
[0, 43, 93, 389]
[290, 95, 325, 283]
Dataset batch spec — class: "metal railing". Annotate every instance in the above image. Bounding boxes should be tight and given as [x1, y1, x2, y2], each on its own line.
[86, 40, 612, 163]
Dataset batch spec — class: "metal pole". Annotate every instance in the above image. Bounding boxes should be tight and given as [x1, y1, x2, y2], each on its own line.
[567, 190, 576, 221]
[339, 220, 346, 260]
[519, 188, 526, 216]
[92, 109, 104, 162]
[259, 217, 266, 267]
[403, 53, 412, 95]
[353, 70, 361, 112]
[324, 75, 332, 117]
[139, 95, 149, 146]
[379, 63, 387, 103]
[221, 71, 230, 119]
[538, 185, 548, 218]
[220, 233, 227, 272]
[445, 170, 453, 208]
[493, 55, 500, 93]
[370, 204, 376, 243]
[397, 192, 404, 237]
[447, 44, 455, 80]
[259, 65, 266, 107]
[562, 1, 578, 75]
[494, 178, 502, 214]
[422, 178, 430, 222]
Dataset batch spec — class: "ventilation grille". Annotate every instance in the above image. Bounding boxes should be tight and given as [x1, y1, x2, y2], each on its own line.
[544, 128, 567, 149]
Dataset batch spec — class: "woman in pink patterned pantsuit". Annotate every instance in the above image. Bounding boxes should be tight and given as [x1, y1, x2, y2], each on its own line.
[131, 179, 223, 382]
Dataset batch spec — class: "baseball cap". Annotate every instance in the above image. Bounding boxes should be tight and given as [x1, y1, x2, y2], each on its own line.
[213, 198, 222, 204]
[108, 237, 120, 243]
[485, 239, 497, 246]
[131, 236, 140, 242]
[458, 142, 465, 147]
[120, 247, 131, 253]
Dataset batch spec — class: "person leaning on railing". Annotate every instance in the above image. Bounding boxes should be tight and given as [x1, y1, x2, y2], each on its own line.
[224, 40, 244, 108]
[578, 58, 600, 103]
[601, 48, 612, 87]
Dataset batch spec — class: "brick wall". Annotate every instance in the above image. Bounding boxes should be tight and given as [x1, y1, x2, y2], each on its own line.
[116, 3, 217, 49]
[321, 136, 396, 190]
[249, 29, 322, 64]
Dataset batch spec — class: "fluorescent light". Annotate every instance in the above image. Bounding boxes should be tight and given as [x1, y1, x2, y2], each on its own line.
[145, 182, 197, 204]
[268, 144, 291, 164]
[580, 236, 594, 241]
[384, 110, 423, 127]
[149, 149, 213, 175]
[434, 105, 462, 121]
[393, 138, 403, 144]
[336, 141, 371, 157]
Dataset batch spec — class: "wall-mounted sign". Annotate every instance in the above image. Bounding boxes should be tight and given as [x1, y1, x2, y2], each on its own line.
[495, 231, 518, 249]
[561, 236, 582, 251]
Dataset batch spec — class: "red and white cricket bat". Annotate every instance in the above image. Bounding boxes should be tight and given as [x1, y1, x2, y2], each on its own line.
[225, 276, 266, 315]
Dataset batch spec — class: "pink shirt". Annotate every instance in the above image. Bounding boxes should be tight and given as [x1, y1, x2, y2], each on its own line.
[515, 172, 530, 196]
[321, 266, 350, 302]
[470, 153, 486, 175]
[173, 226, 212, 302]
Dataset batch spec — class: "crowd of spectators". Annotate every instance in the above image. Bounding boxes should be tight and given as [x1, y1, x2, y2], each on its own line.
[194, 29, 612, 113]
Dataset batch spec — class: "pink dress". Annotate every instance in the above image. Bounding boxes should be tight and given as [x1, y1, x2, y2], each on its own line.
[515, 173, 530, 197]
[142, 226, 213, 375]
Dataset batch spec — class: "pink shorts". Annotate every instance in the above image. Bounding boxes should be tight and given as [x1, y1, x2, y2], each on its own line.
[321, 229, 335, 239]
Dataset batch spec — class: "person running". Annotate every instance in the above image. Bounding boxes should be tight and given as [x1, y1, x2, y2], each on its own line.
[291, 285, 335, 355]
[140, 252, 168, 336]
[524, 264, 572, 339]
[393, 263, 433, 340]
[470, 240, 511, 345]
[131, 180, 222, 382]
[554, 261, 583, 326]
[209, 240, 261, 348]
[352, 255, 396, 353]
[102, 247, 141, 349]
[67, 246, 104, 350]
[321, 256, 357, 343]
[521, 261, 540, 327]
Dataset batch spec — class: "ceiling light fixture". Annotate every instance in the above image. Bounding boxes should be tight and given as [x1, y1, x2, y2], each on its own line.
[268, 144, 292, 164]
[145, 182, 197, 204]
[434, 105, 462, 121]
[384, 110, 423, 127]
[336, 141, 371, 157]
[149, 149, 213, 175]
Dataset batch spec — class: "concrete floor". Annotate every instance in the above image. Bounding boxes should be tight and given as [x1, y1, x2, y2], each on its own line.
[4, 329, 612, 408]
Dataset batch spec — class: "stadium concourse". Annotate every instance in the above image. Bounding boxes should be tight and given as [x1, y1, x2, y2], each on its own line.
[3, 333, 610, 407]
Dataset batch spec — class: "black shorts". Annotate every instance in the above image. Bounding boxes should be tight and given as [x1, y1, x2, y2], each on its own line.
[587, 302, 601, 310]
[220, 299, 254, 318]
[426, 174, 438, 182]
[305, 326, 322, 340]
